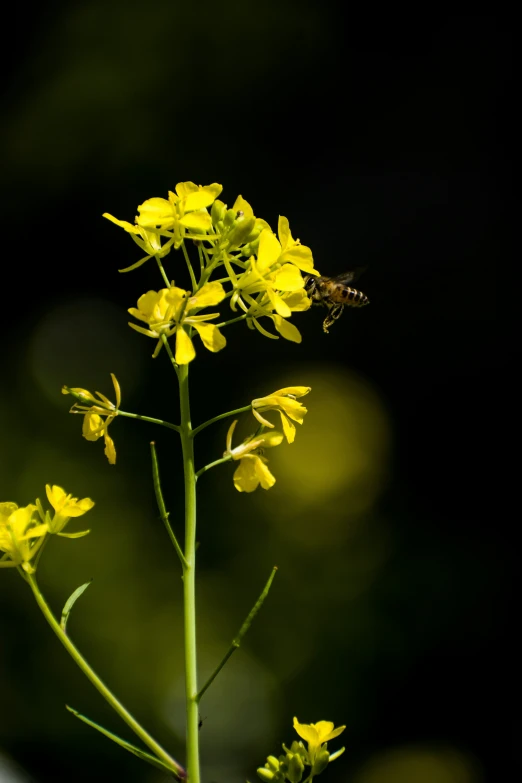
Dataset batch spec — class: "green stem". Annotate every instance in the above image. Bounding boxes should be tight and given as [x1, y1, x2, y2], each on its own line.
[214, 314, 248, 329]
[26, 573, 185, 780]
[118, 409, 180, 434]
[181, 242, 198, 291]
[162, 335, 179, 376]
[195, 455, 232, 480]
[156, 256, 171, 287]
[177, 362, 200, 783]
[197, 567, 278, 702]
[150, 442, 187, 569]
[192, 405, 251, 438]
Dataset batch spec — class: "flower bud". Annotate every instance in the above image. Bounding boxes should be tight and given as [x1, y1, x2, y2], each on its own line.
[311, 748, 330, 776]
[226, 216, 256, 249]
[286, 753, 305, 783]
[266, 756, 280, 772]
[223, 207, 237, 228]
[211, 199, 227, 226]
[256, 768, 275, 782]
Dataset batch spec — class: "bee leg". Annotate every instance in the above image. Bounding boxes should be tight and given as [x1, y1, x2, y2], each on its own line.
[323, 304, 344, 333]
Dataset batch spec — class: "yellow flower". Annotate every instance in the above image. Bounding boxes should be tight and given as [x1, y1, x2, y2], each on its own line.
[252, 387, 311, 443]
[102, 214, 175, 272]
[0, 502, 47, 573]
[136, 182, 223, 249]
[257, 219, 320, 277]
[224, 420, 284, 492]
[44, 485, 94, 536]
[62, 374, 121, 465]
[293, 717, 346, 760]
[128, 282, 227, 364]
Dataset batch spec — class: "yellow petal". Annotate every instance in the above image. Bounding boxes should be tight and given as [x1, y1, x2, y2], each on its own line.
[104, 433, 117, 465]
[273, 264, 304, 292]
[46, 485, 67, 510]
[232, 195, 254, 219]
[257, 229, 281, 271]
[82, 412, 105, 441]
[260, 431, 284, 448]
[278, 215, 294, 250]
[103, 213, 141, 234]
[136, 198, 174, 229]
[293, 718, 319, 746]
[316, 722, 346, 742]
[110, 373, 121, 408]
[175, 328, 196, 364]
[254, 456, 277, 489]
[65, 497, 95, 516]
[272, 315, 302, 343]
[252, 408, 274, 428]
[281, 244, 320, 275]
[273, 386, 311, 398]
[283, 289, 312, 312]
[191, 282, 226, 307]
[179, 211, 213, 231]
[233, 458, 260, 492]
[182, 183, 222, 211]
[191, 323, 226, 353]
[267, 289, 292, 318]
[279, 412, 296, 443]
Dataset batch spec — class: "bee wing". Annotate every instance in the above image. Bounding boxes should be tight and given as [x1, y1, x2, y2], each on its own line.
[331, 267, 367, 285]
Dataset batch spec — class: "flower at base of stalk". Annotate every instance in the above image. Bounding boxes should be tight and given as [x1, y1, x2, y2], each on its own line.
[0, 503, 47, 572]
[256, 717, 345, 782]
[292, 717, 345, 763]
[62, 374, 121, 465]
[128, 282, 227, 364]
[43, 485, 95, 536]
[224, 420, 284, 492]
[252, 387, 311, 443]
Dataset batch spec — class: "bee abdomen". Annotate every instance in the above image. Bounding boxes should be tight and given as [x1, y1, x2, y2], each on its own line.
[342, 287, 370, 307]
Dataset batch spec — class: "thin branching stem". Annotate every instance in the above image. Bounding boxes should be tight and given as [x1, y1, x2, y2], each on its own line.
[197, 567, 278, 702]
[150, 442, 187, 569]
[156, 256, 171, 287]
[118, 409, 180, 434]
[195, 455, 232, 480]
[192, 405, 252, 438]
[26, 574, 185, 779]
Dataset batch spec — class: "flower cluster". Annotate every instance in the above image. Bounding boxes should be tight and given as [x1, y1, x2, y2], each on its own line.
[128, 281, 226, 363]
[104, 181, 321, 356]
[1, 486, 94, 573]
[256, 718, 346, 782]
[222, 386, 311, 492]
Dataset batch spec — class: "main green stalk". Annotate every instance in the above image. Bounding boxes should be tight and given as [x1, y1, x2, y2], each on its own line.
[178, 362, 200, 783]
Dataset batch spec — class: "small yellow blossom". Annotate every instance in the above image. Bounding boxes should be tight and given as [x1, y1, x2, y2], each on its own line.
[293, 717, 346, 760]
[102, 214, 174, 272]
[252, 387, 311, 443]
[44, 485, 94, 536]
[128, 282, 227, 364]
[136, 182, 223, 249]
[224, 420, 284, 492]
[62, 374, 121, 465]
[0, 503, 47, 573]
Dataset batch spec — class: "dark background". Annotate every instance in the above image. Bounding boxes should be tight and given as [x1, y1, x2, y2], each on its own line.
[1, 6, 511, 783]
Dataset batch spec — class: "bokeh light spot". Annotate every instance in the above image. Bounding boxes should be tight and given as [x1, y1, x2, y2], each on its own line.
[352, 745, 483, 783]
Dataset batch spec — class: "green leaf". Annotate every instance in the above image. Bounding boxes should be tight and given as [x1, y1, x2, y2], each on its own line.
[60, 580, 92, 632]
[66, 706, 177, 775]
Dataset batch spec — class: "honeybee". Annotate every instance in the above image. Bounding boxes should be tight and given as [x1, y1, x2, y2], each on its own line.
[304, 269, 370, 333]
